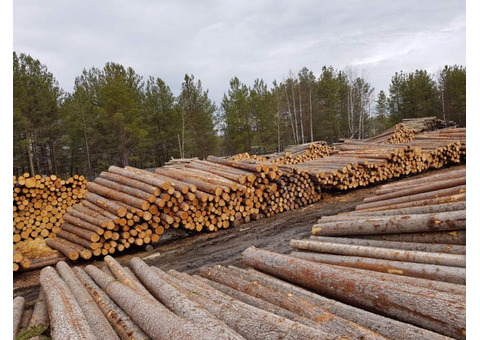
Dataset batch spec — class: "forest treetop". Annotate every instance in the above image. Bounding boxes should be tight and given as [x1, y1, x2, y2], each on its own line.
[13, 52, 465, 178]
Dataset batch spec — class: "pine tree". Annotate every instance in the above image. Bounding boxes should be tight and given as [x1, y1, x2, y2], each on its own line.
[177, 74, 217, 158]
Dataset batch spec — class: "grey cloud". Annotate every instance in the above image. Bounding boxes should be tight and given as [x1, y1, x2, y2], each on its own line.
[14, 0, 465, 104]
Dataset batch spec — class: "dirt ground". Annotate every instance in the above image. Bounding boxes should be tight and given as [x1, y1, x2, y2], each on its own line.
[13, 165, 462, 306]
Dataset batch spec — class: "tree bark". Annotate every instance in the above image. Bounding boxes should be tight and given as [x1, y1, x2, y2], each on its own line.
[242, 247, 466, 339]
[199, 266, 385, 339]
[164, 269, 329, 340]
[13, 296, 25, 339]
[56, 261, 120, 340]
[39, 266, 96, 339]
[312, 210, 466, 236]
[290, 239, 466, 267]
[292, 251, 466, 284]
[230, 266, 450, 340]
[129, 258, 244, 340]
[74, 267, 150, 340]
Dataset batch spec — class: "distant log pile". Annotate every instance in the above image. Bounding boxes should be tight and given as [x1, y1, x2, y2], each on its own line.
[164, 157, 199, 168]
[43, 158, 320, 263]
[231, 141, 334, 164]
[290, 127, 465, 190]
[13, 173, 87, 245]
[386, 124, 416, 144]
[367, 117, 458, 144]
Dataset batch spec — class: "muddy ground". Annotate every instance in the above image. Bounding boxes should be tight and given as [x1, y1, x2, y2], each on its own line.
[13, 165, 461, 306]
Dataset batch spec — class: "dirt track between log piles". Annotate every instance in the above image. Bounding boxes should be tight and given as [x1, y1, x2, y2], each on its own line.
[13, 165, 463, 307]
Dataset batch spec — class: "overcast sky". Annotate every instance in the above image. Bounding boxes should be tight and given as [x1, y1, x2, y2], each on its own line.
[13, 0, 466, 105]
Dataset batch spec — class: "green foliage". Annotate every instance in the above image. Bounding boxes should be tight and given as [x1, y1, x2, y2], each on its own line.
[439, 65, 466, 126]
[221, 77, 252, 154]
[387, 70, 442, 124]
[15, 324, 49, 340]
[12, 51, 466, 176]
[142, 76, 180, 166]
[13, 52, 63, 175]
[370, 90, 389, 136]
[177, 74, 218, 158]
[220, 77, 277, 154]
[314, 66, 350, 143]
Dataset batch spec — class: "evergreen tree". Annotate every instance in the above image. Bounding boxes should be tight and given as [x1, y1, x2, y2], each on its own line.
[142, 76, 180, 166]
[13, 52, 63, 176]
[387, 70, 442, 124]
[370, 90, 389, 135]
[177, 74, 217, 158]
[220, 77, 252, 154]
[250, 78, 276, 152]
[438, 65, 466, 126]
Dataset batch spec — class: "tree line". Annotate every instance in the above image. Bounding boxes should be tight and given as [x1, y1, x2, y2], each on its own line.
[13, 51, 466, 178]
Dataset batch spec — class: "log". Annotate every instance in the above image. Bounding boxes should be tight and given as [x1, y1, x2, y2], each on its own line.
[104, 279, 221, 339]
[13, 296, 25, 339]
[99, 171, 161, 196]
[56, 261, 120, 340]
[290, 239, 466, 267]
[292, 251, 466, 284]
[312, 210, 466, 236]
[39, 266, 96, 339]
[199, 265, 386, 339]
[56, 230, 100, 250]
[19, 308, 33, 333]
[45, 238, 79, 261]
[66, 207, 112, 229]
[28, 289, 49, 329]
[86, 182, 151, 211]
[232, 266, 452, 340]
[129, 258, 244, 340]
[194, 275, 331, 334]
[109, 166, 171, 191]
[242, 247, 466, 339]
[163, 268, 330, 340]
[355, 185, 466, 211]
[309, 236, 465, 254]
[104, 256, 158, 303]
[336, 201, 466, 217]
[352, 230, 466, 245]
[73, 267, 149, 340]
[95, 177, 157, 202]
[62, 215, 105, 235]
[84, 192, 127, 217]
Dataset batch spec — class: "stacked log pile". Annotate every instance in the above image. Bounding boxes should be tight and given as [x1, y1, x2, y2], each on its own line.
[240, 246, 465, 339]
[231, 152, 269, 162]
[271, 167, 467, 338]
[18, 243, 465, 339]
[386, 124, 416, 144]
[367, 117, 457, 143]
[16, 256, 338, 339]
[231, 141, 334, 164]
[13, 249, 23, 272]
[43, 158, 320, 263]
[290, 127, 465, 190]
[15, 125, 465, 271]
[164, 157, 199, 168]
[13, 174, 87, 245]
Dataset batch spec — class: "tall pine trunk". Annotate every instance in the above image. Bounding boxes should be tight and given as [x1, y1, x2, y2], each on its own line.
[298, 82, 305, 144]
[309, 88, 313, 142]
